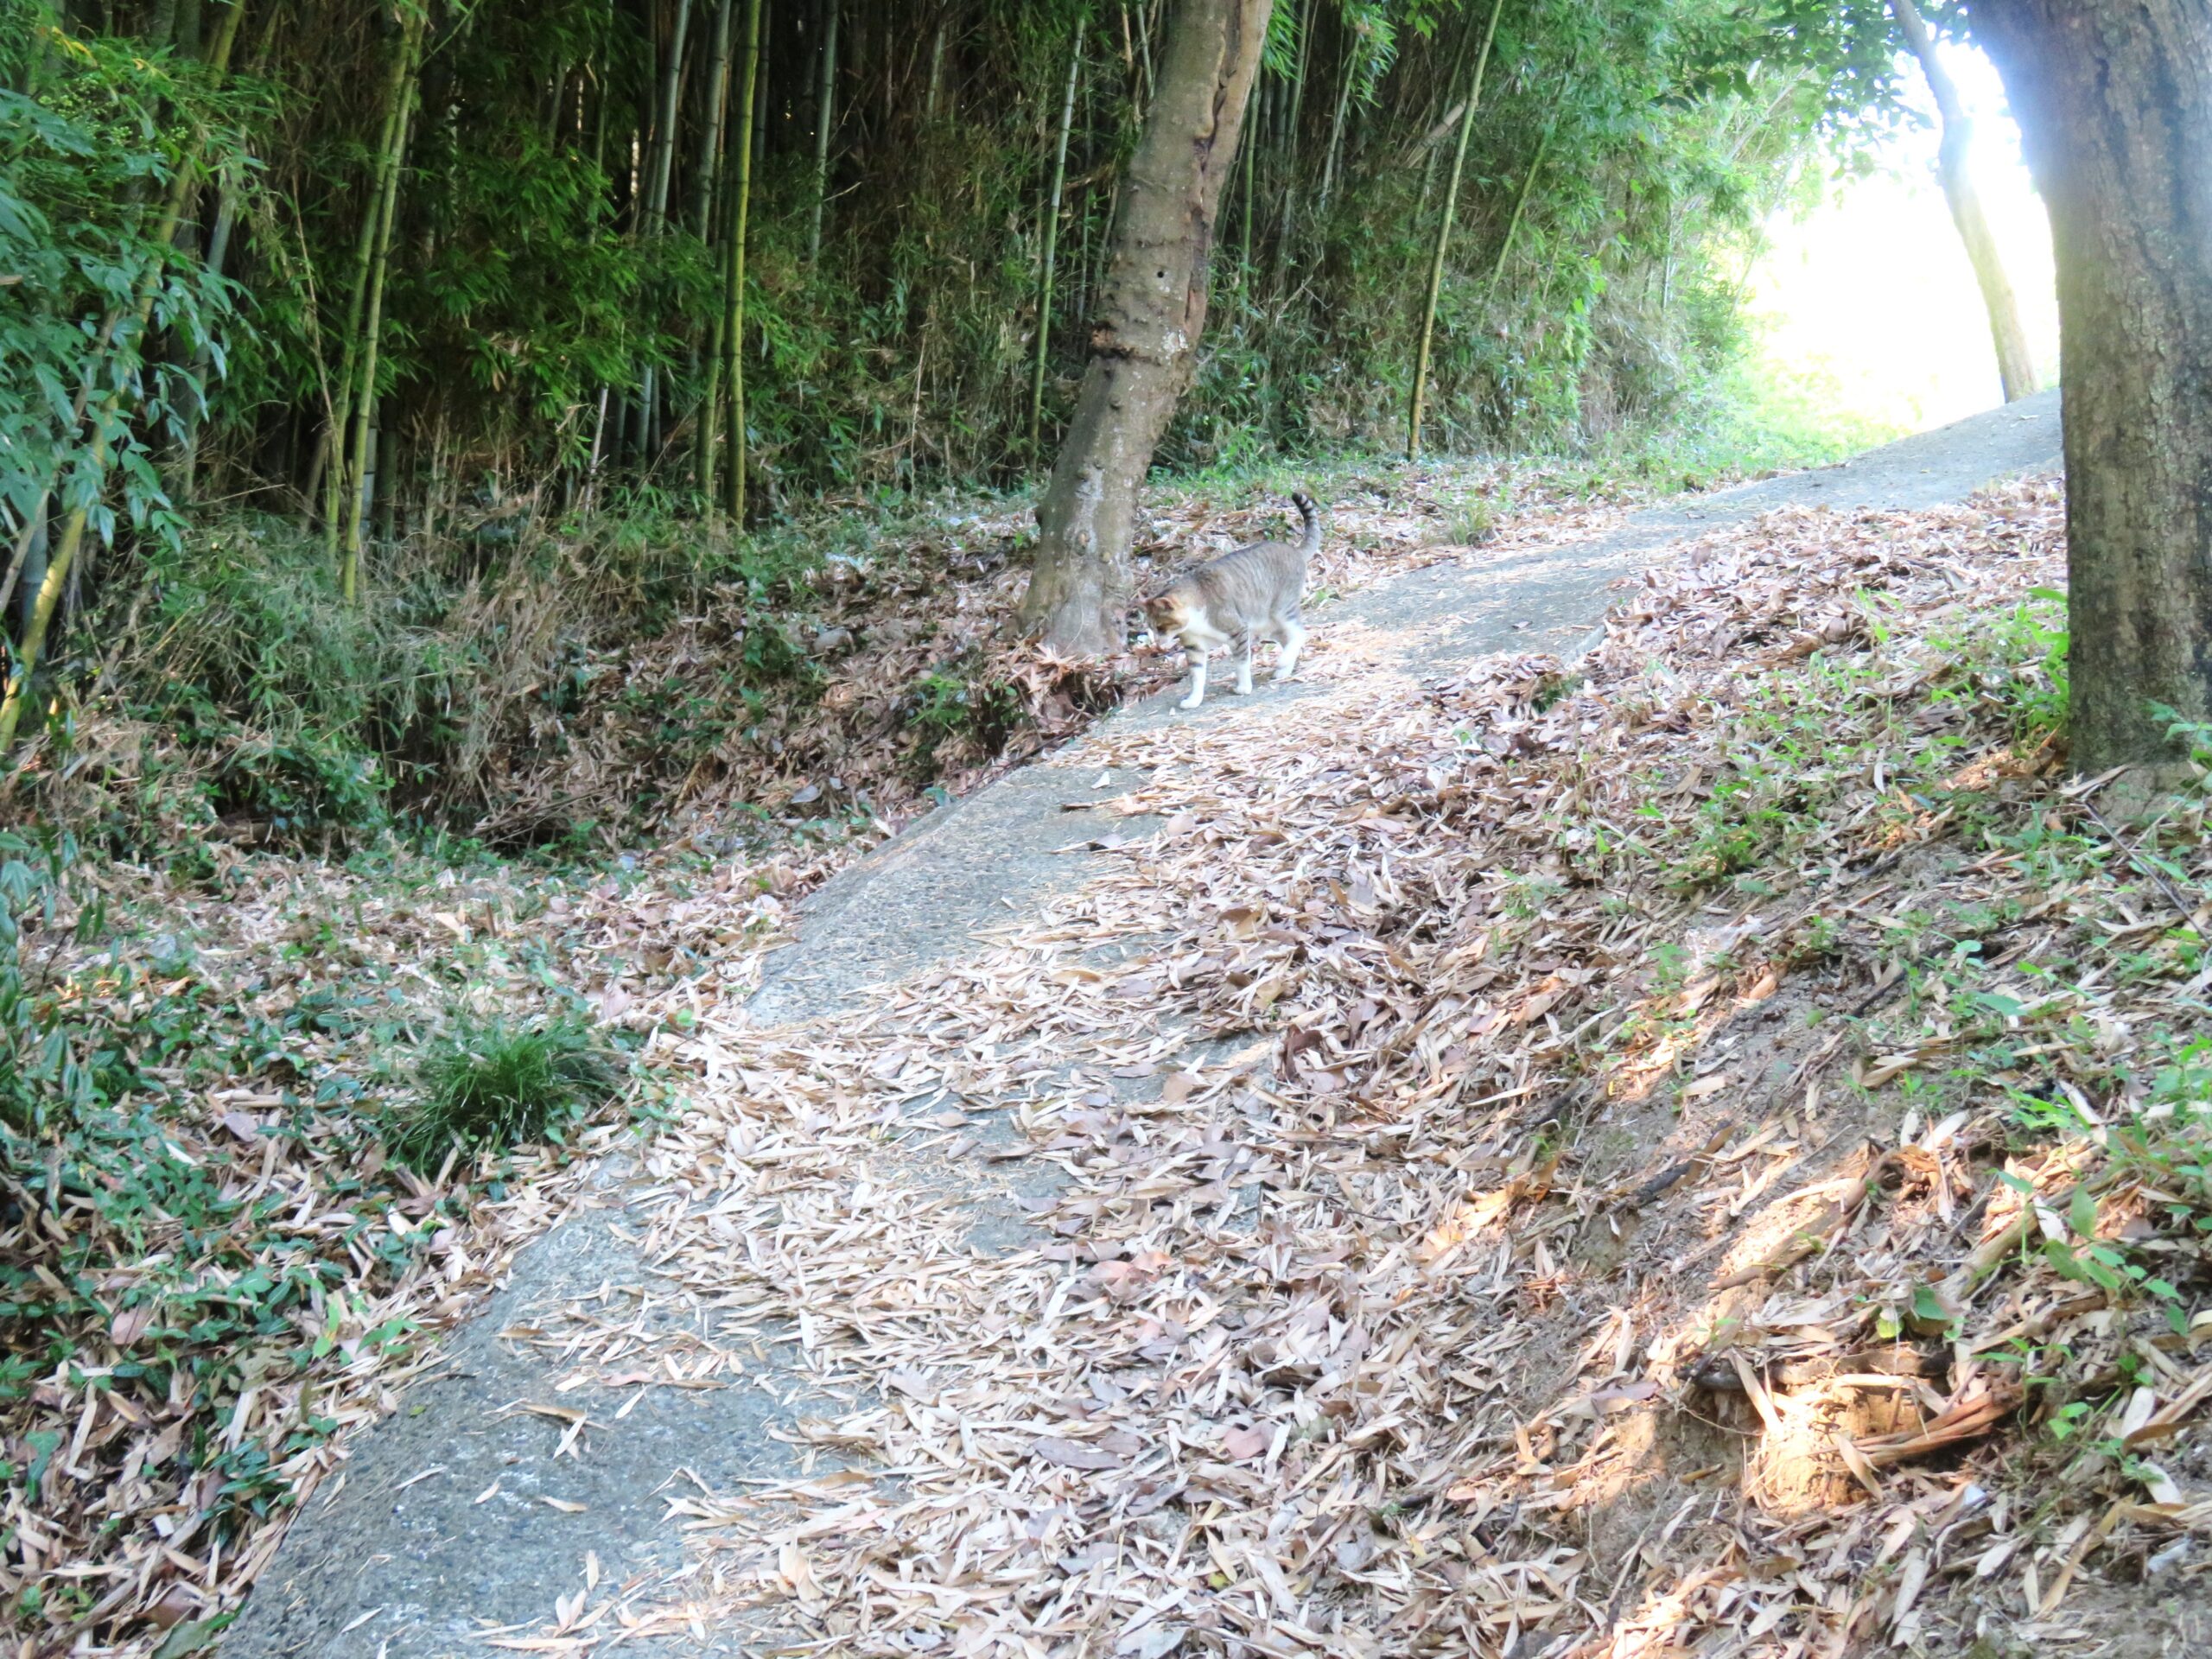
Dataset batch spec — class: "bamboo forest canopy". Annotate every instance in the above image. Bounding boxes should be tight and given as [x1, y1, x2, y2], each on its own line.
[3, 0, 1910, 556]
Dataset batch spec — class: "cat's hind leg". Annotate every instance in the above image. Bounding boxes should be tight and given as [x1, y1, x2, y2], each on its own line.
[1274, 613, 1306, 682]
[1235, 630, 1256, 695]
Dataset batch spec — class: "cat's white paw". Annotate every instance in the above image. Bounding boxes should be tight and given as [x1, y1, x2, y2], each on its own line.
[1272, 669, 1296, 683]
[1179, 693, 1203, 711]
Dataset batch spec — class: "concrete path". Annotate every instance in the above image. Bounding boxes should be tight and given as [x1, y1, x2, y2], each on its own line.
[225, 390, 2059, 1659]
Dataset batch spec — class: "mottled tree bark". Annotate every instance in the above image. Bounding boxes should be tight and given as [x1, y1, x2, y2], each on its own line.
[1016, 0, 1270, 655]
[1891, 0, 2036, 402]
[1975, 1, 2212, 782]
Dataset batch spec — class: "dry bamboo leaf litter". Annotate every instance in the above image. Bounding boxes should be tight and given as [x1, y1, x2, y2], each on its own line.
[15, 475, 2212, 1658]
[547, 478, 2211, 1656]
[0, 468, 1644, 1659]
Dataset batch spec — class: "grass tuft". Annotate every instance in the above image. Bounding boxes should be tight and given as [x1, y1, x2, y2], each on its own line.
[388, 1016, 620, 1172]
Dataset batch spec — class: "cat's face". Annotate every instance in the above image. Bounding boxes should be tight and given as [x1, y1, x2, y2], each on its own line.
[1142, 591, 1192, 640]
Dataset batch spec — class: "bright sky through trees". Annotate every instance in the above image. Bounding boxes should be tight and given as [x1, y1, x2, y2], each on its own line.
[1749, 39, 2059, 437]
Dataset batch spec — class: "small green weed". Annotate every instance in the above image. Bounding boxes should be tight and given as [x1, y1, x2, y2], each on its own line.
[389, 1017, 621, 1172]
[906, 656, 1026, 774]
[1445, 496, 1497, 546]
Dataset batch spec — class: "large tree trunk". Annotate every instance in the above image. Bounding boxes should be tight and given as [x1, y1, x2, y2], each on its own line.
[1891, 0, 2037, 403]
[1974, 2, 2212, 784]
[1016, 0, 1270, 656]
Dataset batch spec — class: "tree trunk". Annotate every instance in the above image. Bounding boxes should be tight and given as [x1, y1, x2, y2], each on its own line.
[807, 0, 836, 262]
[1407, 0, 1503, 460]
[1974, 1, 2212, 783]
[1016, 0, 1270, 655]
[1891, 0, 2036, 402]
[1030, 16, 1084, 454]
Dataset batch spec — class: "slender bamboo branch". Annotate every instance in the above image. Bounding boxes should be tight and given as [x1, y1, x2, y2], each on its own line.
[1030, 15, 1084, 454]
[1406, 0, 1504, 461]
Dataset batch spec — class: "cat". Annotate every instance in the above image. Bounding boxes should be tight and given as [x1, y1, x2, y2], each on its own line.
[1142, 492, 1319, 711]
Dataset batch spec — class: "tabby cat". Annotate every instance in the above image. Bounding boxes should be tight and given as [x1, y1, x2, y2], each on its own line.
[1142, 492, 1319, 711]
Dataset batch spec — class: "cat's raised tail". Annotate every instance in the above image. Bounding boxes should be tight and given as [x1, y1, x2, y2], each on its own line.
[1291, 491, 1322, 556]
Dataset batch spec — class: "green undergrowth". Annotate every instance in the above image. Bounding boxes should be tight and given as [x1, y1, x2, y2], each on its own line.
[19, 373, 1880, 868]
[0, 824, 652, 1573]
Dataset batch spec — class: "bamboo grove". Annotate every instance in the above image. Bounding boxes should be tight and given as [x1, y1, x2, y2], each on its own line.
[0, 0, 1904, 753]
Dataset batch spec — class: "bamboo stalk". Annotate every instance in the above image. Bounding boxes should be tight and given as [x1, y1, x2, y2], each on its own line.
[1314, 18, 1355, 219]
[639, 0, 696, 472]
[1239, 76, 1255, 276]
[0, 2, 245, 754]
[322, 16, 414, 557]
[645, 0, 695, 234]
[1269, 0, 1315, 285]
[1131, 0, 1154, 108]
[1406, 0, 1503, 461]
[175, 166, 239, 502]
[719, 0, 764, 523]
[1484, 106, 1556, 293]
[1029, 15, 1084, 454]
[807, 0, 836, 264]
[340, 5, 425, 604]
[751, 0, 769, 172]
[692, 0, 735, 240]
[687, 0, 735, 494]
[1284, 0, 1314, 166]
